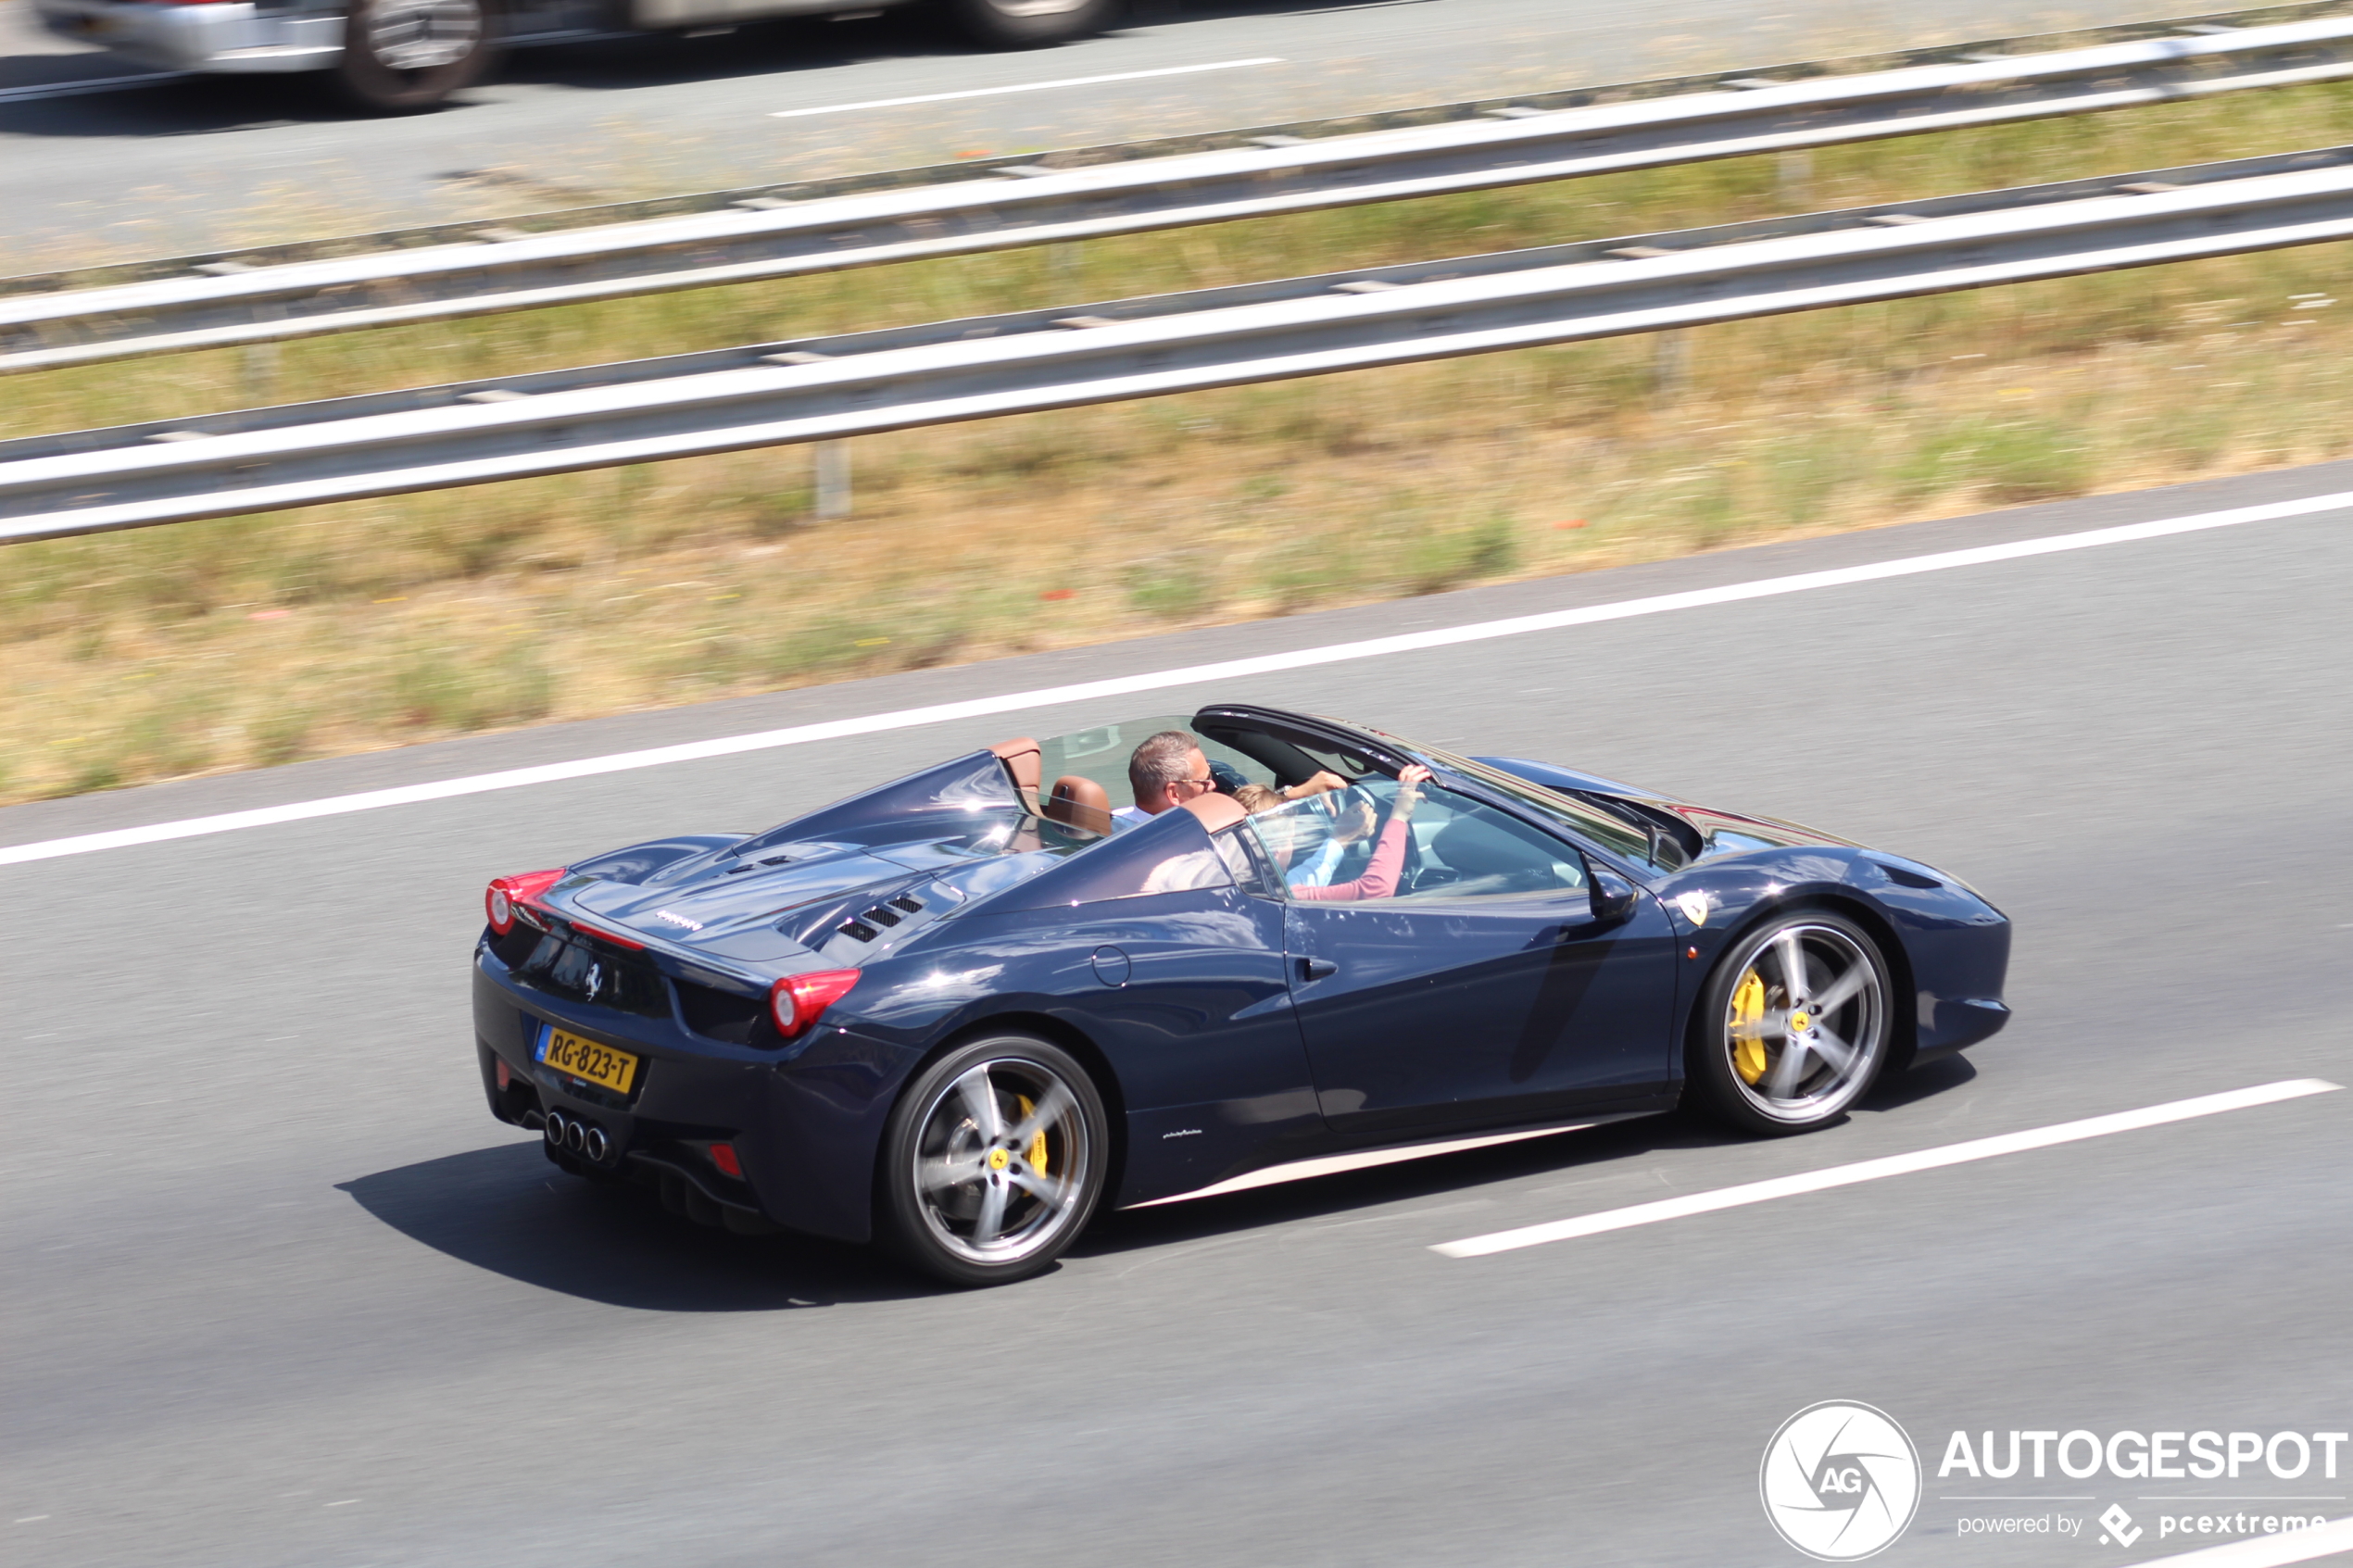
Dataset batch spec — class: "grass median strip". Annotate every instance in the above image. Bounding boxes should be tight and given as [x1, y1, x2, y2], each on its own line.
[5, 487, 2347, 866]
[8, 81, 2353, 804]
[1430, 1080, 2343, 1259]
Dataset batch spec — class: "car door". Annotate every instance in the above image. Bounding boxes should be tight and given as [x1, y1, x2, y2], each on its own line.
[1265, 778, 1679, 1138]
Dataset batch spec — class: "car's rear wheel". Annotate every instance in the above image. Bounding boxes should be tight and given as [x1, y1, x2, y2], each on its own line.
[878, 1034, 1108, 1286]
[334, 0, 496, 112]
[1689, 910, 1891, 1135]
[946, 0, 1114, 48]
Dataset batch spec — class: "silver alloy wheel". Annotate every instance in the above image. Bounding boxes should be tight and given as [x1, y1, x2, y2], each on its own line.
[1722, 921, 1887, 1123]
[910, 1057, 1093, 1266]
[364, 0, 481, 71]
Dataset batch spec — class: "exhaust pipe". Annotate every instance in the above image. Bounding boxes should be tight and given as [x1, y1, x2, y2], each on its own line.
[545, 1110, 613, 1163]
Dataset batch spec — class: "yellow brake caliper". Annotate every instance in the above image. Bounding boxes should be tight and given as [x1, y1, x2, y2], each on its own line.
[1016, 1095, 1050, 1178]
[1731, 970, 1770, 1084]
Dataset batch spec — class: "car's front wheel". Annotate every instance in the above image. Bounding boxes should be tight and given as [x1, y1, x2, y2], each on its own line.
[946, 0, 1114, 48]
[878, 1034, 1109, 1286]
[1689, 909, 1892, 1135]
[334, 0, 497, 112]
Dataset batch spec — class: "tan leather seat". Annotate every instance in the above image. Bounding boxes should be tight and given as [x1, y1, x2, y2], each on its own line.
[988, 736, 1042, 806]
[1043, 774, 1114, 835]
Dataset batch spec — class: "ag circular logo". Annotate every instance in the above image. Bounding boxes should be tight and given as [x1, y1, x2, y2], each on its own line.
[1759, 1400, 1921, 1561]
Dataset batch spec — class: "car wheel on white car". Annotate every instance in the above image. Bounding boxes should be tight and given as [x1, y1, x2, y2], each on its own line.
[334, 0, 496, 112]
[1689, 909, 1893, 1135]
[947, 0, 1114, 47]
[879, 1034, 1109, 1286]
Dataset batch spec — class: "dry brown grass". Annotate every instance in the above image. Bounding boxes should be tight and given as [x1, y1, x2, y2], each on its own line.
[6, 82, 2353, 803]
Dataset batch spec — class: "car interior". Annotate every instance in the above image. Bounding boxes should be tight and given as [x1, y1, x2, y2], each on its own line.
[989, 712, 1593, 903]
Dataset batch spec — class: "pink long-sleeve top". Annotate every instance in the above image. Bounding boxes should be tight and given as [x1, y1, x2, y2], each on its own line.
[1293, 819, 1408, 902]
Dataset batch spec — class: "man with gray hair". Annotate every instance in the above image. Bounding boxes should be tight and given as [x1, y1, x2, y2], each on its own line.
[1114, 729, 1350, 828]
[1114, 730, 1214, 828]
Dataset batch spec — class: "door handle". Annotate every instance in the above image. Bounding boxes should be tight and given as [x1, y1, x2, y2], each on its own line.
[1299, 957, 1339, 982]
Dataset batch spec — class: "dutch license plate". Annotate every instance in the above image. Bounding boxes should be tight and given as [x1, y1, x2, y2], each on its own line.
[535, 1024, 638, 1095]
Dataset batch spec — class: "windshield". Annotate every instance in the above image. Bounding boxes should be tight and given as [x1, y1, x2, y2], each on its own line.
[1350, 729, 1664, 869]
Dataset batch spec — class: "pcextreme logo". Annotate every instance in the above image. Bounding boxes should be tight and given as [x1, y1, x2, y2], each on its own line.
[1761, 1401, 1924, 1561]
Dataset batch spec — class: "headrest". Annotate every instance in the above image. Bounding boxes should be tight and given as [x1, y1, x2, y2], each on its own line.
[988, 736, 1042, 797]
[1044, 774, 1114, 836]
[1180, 793, 1248, 832]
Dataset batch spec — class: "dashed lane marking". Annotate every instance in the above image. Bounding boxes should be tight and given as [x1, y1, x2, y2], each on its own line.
[1432, 1079, 2342, 1258]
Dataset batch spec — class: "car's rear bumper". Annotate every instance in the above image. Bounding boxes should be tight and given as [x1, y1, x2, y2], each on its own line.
[34, 0, 342, 73]
[472, 945, 906, 1243]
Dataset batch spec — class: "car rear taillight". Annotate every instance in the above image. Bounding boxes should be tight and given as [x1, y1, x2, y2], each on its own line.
[768, 970, 861, 1039]
[709, 1142, 743, 1178]
[486, 868, 563, 934]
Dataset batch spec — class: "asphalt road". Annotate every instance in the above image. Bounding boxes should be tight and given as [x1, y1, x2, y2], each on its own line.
[1, 0, 2223, 262]
[6, 458, 2352, 1566]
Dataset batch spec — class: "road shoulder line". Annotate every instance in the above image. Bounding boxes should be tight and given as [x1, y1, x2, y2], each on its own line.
[2, 486, 2347, 868]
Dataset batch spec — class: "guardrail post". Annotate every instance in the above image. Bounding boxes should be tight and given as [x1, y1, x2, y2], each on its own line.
[1777, 150, 1813, 207]
[814, 440, 851, 520]
[1655, 330, 1691, 395]
[240, 342, 280, 404]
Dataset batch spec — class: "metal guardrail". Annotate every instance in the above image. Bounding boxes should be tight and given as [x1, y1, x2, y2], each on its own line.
[14, 0, 2345, 298]
[7, 11, 2353, 372]
[6, 144, 2352, 546]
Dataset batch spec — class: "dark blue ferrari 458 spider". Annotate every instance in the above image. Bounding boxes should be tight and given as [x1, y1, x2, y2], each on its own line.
[472, 705, 2010, 1285]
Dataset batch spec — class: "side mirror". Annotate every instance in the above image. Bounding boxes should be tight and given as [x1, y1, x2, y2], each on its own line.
[1588, 866, 1639, 928]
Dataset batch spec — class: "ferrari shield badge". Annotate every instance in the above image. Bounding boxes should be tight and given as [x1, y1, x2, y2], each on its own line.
[1674, 892, 1711, 928]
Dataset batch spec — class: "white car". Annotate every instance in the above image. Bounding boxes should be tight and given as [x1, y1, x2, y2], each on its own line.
[36, 0, 1114, 112]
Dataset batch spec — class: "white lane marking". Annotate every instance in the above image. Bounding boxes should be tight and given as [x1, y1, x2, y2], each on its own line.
[1431, 1078, 2341, 1258]
[1127, 1122, 1593, 1208]
[768, 57, 1284, 118]
[0, 71, 184, 103]
[2134, 1515, 2353, 1566]
[1, 487, 2346, 869]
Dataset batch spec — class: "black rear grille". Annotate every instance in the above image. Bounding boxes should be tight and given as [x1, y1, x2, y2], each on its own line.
[677, 979, 768, 1045]
[508, 929, 672, 1019]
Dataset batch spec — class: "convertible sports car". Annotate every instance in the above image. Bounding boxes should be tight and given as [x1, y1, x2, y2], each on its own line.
[472, 706, 2009, 1285]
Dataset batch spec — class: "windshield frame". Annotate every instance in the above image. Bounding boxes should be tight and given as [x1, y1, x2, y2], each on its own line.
[1361, 734, 1667, 872]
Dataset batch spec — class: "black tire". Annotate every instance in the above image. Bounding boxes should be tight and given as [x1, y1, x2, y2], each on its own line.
[334, 0, 497, 112]
[947, 0, 1114, 48]
[1686, 909, 1893, 1135]
[877, 1033, 1109, 1286]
